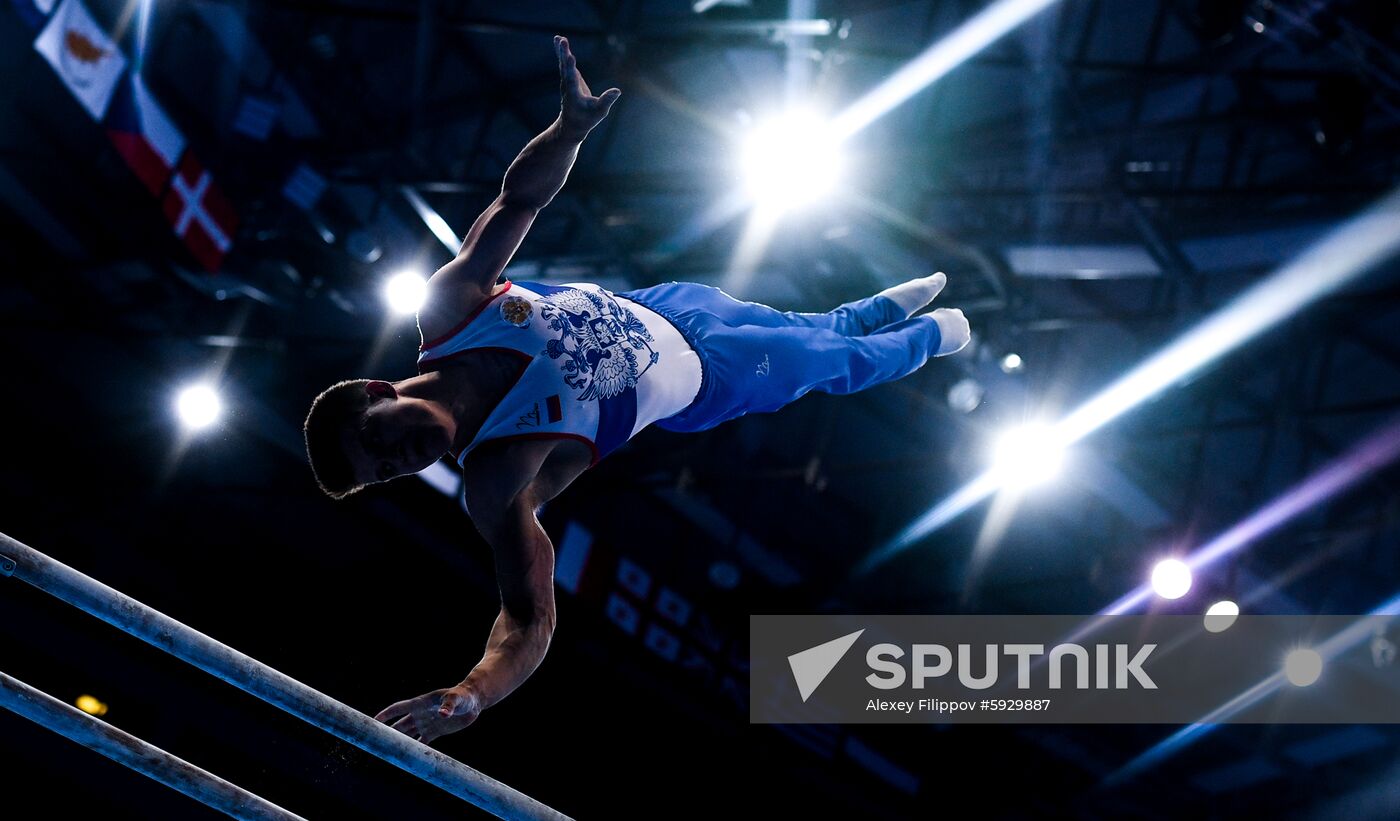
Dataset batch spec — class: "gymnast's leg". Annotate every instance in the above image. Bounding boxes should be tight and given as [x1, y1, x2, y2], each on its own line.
[634, 273, 950, 336]
[704, 311, 967, 420]
[647, 279, 970, 432]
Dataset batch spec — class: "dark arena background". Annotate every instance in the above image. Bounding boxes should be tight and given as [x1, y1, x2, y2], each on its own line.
[3, 0, 1400, 819]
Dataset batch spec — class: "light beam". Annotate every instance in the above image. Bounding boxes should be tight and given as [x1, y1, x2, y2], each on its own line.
[867, 188, 1400, 571]
[830, 0, 1061, 140]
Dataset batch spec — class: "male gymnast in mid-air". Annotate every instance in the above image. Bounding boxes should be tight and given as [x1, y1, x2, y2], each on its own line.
[303, 36, 970, 744]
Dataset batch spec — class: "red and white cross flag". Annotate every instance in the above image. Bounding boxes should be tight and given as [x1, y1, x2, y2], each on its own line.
[162, 153, 239, 272]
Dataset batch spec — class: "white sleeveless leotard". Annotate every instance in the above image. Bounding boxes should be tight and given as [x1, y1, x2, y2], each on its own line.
[417, 280, 702, 466]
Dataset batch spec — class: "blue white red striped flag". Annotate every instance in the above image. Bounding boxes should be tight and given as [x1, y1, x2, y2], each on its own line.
[104, 73, 186, 196]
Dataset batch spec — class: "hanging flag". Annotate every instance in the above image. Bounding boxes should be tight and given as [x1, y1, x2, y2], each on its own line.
[33, 0, 127, 121]
[104, 73, 186, 196]
[162, 153, 238, 272]
[232, 95, 279, 141]
[282, 162, 326, 211]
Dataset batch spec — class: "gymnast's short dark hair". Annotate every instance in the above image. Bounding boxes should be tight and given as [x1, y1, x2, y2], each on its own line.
[304, 379, 372, 500]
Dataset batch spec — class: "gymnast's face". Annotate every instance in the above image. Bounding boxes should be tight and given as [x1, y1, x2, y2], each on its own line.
[342, 381, 452, 485]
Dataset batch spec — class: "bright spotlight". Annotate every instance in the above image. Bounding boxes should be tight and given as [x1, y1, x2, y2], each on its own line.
[1284, 647, 1323, 687]
[1204, 600, 1239, 633]
[1100, 416, 1400, 616]
[991, 423, 1065, 487]
[740, 111, 843, 210]
[385, 270, 428, 315]
[870, 187, 1400, 571]
[1000, 352, 1024, 373]
[175, 384, 221, 430]
[1150, 558, 1192, 600]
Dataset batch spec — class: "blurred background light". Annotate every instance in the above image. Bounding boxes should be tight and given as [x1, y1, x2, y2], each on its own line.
[869, 187, 1400, 571]
[739, 110, 843, 210]
[1111, 594, 1400, 785]
[1100, 415, 1400, 616]
[175, 384, 222, 431]
[384, 269, 428, 316]
[1204, 600, 1239, 633]
[1150, 558, 1192, 600]
[1284, 647, 1323, 687]
[991, 423, 1066, 488]
[947, 377, 985, 414]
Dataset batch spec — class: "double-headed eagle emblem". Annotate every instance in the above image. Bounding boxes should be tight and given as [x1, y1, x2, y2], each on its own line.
[538, 289, 659, 401]
[499, 295, 533, 327]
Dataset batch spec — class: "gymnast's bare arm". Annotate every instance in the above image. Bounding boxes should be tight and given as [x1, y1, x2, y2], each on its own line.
[374, 437, 591, 744]
[418, 35, 621, 326]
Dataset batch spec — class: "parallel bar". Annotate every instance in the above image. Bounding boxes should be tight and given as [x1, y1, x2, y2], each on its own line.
[0, 669, 305, 821]
[0, 533, 571, 821]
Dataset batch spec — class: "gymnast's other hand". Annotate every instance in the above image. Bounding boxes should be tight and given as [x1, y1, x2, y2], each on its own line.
[931, 307, 971, 356]
[555, 35, 620, 139]
[374, 683, 481, 745]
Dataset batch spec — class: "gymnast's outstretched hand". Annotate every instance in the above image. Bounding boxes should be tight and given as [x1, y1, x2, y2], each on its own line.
[555, 35, 620, 139]
[930, 306, 971, 356]
[374, 683, 481, 745]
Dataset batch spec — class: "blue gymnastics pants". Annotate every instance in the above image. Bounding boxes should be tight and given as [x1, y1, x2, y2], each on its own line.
[618, 281, 943, 433]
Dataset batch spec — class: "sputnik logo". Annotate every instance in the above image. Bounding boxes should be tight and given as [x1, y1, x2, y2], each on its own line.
[787, 629, 864, 702]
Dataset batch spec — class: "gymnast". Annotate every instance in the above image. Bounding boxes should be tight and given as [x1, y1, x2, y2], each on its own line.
[303, 36, 969, 744]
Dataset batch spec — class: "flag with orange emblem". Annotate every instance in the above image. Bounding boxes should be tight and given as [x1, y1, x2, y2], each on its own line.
[33, 0, 126, 121]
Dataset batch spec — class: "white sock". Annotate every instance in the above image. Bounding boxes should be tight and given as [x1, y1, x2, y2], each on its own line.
[876, 272, 947, 317]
